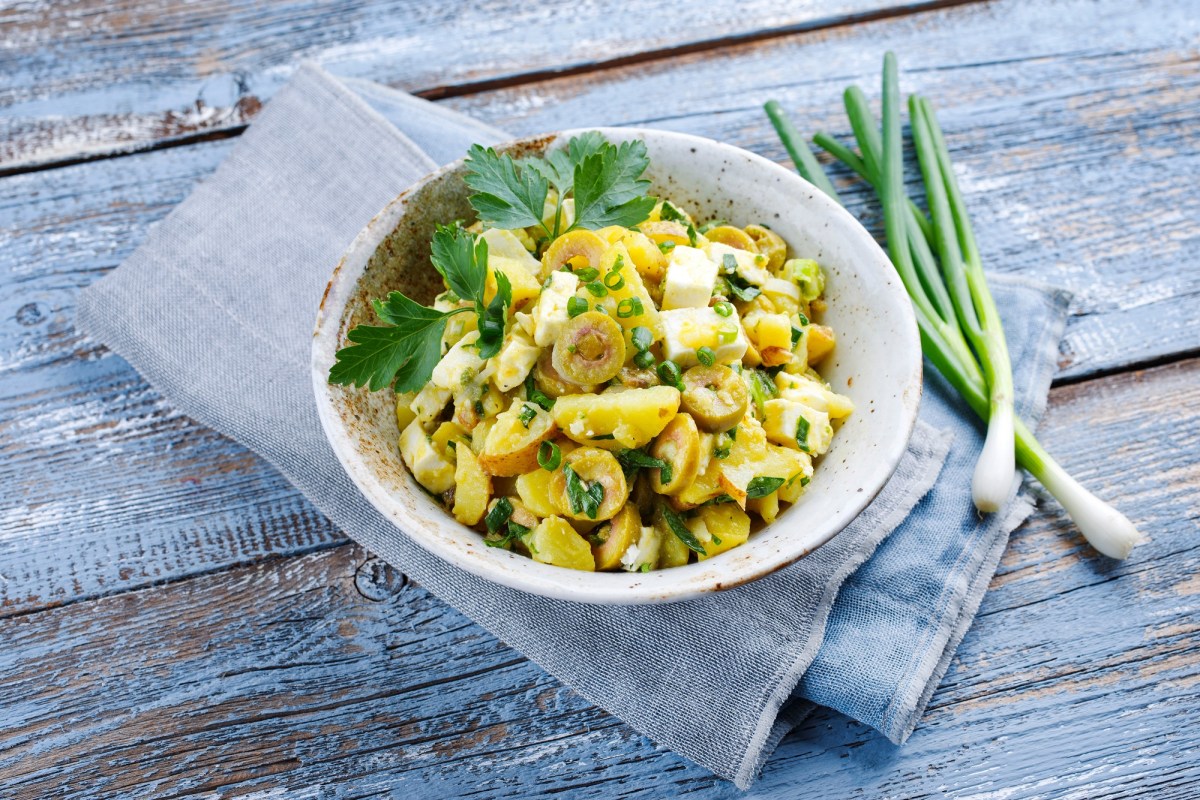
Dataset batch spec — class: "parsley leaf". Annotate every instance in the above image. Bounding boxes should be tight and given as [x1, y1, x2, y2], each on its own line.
[329, 291, 469, 392]
[430, 224, 488, 307]
[569, 140, 657, 231]
[521, 131, 607, 196]
[661, 505, 706, 556]
[477, 270, 510, 359]
[795, 415, 812, 453]
[464, 144, 549, 232]
[616, 449, 674, 484]
[746, 476, 786, 499]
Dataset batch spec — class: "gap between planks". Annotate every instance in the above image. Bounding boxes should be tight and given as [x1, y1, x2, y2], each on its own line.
[0, 0, 987, 180]
[0, 353, 1183, 625]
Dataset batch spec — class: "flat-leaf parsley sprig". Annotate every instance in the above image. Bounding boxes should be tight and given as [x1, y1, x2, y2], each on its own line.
[329, 132, 657, 393]
[329, 224, 508, 391]
[466, 133, 656, 241]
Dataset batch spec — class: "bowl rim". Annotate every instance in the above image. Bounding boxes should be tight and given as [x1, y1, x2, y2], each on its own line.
[312, 126, 922, 604]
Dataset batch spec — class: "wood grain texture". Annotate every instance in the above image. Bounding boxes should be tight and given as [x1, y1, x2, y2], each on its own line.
[442, 0, 1200, 382]
[0, 358, 1195, 799]
[0, 0, 959, 171]
[1, 0, 1197, 617]
[0, 139, 345, 614]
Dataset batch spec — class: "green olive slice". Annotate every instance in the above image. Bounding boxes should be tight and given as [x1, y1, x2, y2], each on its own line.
[649, 412, 701, 495]
[552, 311, 626, 386]
[548, 447, 629, 522]
[680, 365, 749, 432]
[591, 504, 642, 570]
[534, 349, 595, 397]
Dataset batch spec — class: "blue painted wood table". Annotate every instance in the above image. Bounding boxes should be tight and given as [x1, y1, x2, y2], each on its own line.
[2, 0, 1198, 796]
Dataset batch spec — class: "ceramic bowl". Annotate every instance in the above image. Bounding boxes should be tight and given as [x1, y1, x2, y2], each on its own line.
[312, 127, 922, 605]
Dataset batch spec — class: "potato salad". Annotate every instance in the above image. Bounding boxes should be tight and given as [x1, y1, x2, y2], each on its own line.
[331, 134, 852, 573]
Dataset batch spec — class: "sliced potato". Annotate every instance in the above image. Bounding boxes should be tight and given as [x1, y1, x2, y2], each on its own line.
[516, 468, 559, 518]
[452, 444, 492, 526]
[806, 324, 836, 364]
[399, 419, 456, 495]
[529, 516, 596, 571]
[479, 400, 558, 476]
[552, 386, 681, 449]
[693, 503, 751, 560]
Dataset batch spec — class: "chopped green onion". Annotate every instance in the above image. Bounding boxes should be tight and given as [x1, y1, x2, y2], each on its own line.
[746, 476, 785, 499]
[585, 282, 608, 297]
[717, 323, 738, 344]
[567, 296, 588, 317]
[617, 297, 643, 318]
[633, 349, 656, 369]
[658, 241, 676, 254]
[538, 440, 561, 471]
[575, 266, 599, 282]
[604, 271, 626, 290]
[713, 301, 733, 317]
[484, 497, 514, 533]
[631, 326, 654, 352]
[657, 360, 682, 388]
[696, 346, 715, 366]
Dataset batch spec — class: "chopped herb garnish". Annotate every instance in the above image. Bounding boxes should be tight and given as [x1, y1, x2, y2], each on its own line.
[631, 326, 654, 352]
[713, 301, 733, 317]
[524, 373, 555, 410]
[564, 464, 604, 519]
[633, 349, 656, 369]
[696, 346, 716, 367]
[617, 297, 644, 318]
[657, 360, 682, 389]
[617, 449, 674, 485]
[517, 404, 538, 428]
[538, 440, 562, 471]
[791, 326, 804, 346]
[661, 505, 706, 556]
[659, 201, 688, 224]
[796, 415, 812, 452]
[575, 266, 599, 282]
[721, 254, 738, 275]
[585, 281, 608, 297]
[746, 476, 786, 498]
[484, 497, 514, 533]
[658, 241, 676, 254]
[567, 296, 589, 317]
[329, 225, 500, 391]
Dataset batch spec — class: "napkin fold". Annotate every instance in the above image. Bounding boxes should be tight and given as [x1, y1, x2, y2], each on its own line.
[77, 64, 1069, 787]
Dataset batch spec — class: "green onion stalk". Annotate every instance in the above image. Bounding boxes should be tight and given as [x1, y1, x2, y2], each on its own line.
[764, 52, 1142, 559]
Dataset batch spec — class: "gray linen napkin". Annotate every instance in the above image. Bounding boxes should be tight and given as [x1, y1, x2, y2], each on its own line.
[76, 64, 1066, 787]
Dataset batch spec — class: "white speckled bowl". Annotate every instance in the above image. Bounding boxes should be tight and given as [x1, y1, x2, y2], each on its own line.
[312, 128, 921, 605]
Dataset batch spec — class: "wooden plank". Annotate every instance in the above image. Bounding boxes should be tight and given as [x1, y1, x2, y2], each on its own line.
[0, 0, 955, 171]
[442, 0, 1200, 382]
[1, 0, 1196, 616]
[0, 358, 1195, 799]
[0, 140, 345, 614]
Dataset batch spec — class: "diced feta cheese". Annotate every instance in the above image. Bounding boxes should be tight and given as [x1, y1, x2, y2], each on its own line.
[531, 270, 579, 346]
[662, 245, 718, 309]
[411, 383, 452, 428]
[480, 228, 540, 275]
[775, 373, 855, 419]
[707, 241, 772, 286]
[620, 525, 662, 572]
[431, 331, 485, 391]
[493, 327, 541, 392]
[762, 399, 834, 455]
[398, 419, 456, 493]
[660, 307, 749, 367]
